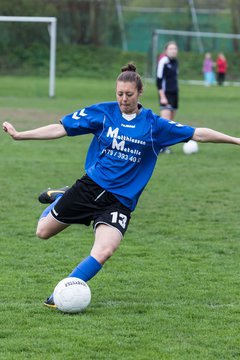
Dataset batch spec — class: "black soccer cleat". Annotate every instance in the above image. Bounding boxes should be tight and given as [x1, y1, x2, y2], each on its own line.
[38, 186, 69, 204]
[44, 294, 57, 309]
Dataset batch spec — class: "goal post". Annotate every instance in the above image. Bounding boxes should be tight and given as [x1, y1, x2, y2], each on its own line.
[0, 16, 57, 97]
[152, 29, 240, 78]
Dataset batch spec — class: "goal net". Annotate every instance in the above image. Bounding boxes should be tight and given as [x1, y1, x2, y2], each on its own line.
[0, 16, 57, 97]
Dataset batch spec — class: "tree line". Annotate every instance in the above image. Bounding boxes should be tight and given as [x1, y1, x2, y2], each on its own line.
[0, 0, 120, 48]
[0, 0, 239, 49]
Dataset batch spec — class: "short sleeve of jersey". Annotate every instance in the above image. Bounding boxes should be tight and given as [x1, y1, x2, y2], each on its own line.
[151, 112, 195, 151]
[156, 56, 168, 90]
[61, 104, 105, 136]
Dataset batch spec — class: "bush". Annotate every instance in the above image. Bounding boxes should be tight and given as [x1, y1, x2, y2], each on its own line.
[0, 43, 239, 81]
[0, 43, 147, 79]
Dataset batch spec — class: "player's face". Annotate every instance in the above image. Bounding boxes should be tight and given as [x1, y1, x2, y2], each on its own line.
[116, 81, 142, 114]
[166, 44, 178, 59]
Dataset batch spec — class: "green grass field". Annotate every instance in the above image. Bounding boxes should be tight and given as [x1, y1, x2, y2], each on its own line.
[1, 76, 240, 360]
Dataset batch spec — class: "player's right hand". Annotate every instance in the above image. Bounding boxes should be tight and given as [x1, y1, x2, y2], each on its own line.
[2, 121, 18, 139]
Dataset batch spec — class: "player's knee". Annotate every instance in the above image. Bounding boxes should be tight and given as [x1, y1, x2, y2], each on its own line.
[104, 248, 114, 260]
[96, 247, 115, 264]
[36, 227, 51, 240]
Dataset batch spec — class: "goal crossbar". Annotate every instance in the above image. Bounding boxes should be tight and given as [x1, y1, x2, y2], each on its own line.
[153, 29, 240, 40]
[0, 16, 57, 97]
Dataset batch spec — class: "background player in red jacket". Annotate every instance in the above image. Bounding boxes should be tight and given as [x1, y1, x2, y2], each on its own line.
[216, 53, 228, 86]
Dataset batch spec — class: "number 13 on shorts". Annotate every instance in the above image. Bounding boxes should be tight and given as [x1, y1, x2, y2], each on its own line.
[110, 211, 127, 229]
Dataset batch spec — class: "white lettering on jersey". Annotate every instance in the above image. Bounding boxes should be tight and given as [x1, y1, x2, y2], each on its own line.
[121, 123, 136, 128]
[112, 138, 125, 151]
[104, 126, 144, 160]
[107, 127, 126, 150]
[106, 127, 119, 138]
[104, 124, 146, 161]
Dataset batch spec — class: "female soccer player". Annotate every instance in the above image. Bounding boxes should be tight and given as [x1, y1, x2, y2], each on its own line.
[156, 41, 179, 153]
[3, 63, 240, 308]
[156, 41, 179, 122]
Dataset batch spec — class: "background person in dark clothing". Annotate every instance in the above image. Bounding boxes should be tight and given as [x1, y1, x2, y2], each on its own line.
[156, 41, 179, 153]
[156, 41, 179, 121]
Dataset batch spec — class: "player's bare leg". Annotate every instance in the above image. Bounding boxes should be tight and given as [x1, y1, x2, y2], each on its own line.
[91, 224, 122, 264]
[161, 108, 175, 121]
[160, 108, 176, 154]
[36, 213, 69, 239]
[37, 186, 70, 240]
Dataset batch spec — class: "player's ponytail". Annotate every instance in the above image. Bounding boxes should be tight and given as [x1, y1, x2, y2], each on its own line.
[117, 63, 143, 92]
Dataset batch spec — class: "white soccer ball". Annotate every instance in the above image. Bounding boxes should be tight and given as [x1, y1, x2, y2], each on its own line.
[183, 140, 199, 155]
[53, 277, 91, 313]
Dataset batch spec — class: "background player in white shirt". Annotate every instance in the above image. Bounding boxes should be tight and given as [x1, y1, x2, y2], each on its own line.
[156, 41, 179, 154]
[156, 41, 179, 121]
[3, 63, 240, 308]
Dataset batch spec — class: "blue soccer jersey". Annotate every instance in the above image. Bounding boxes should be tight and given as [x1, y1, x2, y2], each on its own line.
[61, 102, 195, 211]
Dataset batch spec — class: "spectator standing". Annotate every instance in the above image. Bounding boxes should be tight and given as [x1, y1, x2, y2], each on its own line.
[203, 53, 215, 86]
[216, 53, 228, 86]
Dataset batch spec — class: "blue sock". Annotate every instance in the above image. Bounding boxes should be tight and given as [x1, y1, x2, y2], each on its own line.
[68, 255, 102, 282]
[39, 194, 62, 220]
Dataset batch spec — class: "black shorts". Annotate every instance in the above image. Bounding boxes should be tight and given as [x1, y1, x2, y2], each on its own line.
[160, 92, 178, 111]
[51, 174, 131, 236]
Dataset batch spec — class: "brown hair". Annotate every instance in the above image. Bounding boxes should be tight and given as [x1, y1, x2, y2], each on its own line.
[117, 63, 143, 92]
[165, 41, 177, 50]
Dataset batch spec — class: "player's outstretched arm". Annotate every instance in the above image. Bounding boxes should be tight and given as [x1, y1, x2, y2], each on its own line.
[2, 122, 67, 140]
[192, 128, 240, 145]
